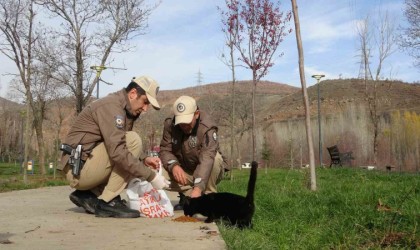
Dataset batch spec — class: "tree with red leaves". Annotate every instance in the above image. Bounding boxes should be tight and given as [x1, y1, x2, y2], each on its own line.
[220, 0, 292, 161]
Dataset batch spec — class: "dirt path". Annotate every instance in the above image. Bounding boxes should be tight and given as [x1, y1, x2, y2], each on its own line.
[0, 186, 226, 250]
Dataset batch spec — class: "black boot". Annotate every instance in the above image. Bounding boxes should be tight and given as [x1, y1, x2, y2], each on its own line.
[95, 196, 140, 218]
[174, 192, 186, 211]
[69, 190, 98, 214]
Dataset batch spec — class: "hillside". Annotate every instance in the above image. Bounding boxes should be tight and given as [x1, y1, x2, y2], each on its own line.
[2, 78, 419, 137]
[0, 80, 300, 153]
[2, 79, 419, 133]
[158, 80, 299, 107]
[0, 97, 22, 112]
[1, 79, 419, 170]
[262, 79, 420, 122]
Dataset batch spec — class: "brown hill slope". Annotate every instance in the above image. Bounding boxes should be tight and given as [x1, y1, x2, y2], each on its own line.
[2, 79, 419, 131]
[1, 79, 419, 167]
[158, 80, 299, 107]
[0, 97, 22, 112]
[262, 79, 420, 122]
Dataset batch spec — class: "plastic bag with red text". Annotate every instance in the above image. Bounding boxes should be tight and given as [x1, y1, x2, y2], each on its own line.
[126, 174, 174, 218]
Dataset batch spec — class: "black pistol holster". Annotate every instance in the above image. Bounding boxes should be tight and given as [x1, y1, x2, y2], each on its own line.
[60, 144, 84, 176]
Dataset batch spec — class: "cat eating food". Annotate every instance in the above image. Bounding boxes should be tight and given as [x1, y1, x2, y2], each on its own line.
[183, 161, 258, 229]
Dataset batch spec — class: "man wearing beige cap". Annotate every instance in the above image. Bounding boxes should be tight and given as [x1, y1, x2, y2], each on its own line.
[58, 76, 170, 218]
[159, 96, 229, 210]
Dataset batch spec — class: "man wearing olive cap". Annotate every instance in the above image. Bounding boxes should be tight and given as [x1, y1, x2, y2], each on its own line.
[58, 76, 170, 218]
[159, 95, 230, 210]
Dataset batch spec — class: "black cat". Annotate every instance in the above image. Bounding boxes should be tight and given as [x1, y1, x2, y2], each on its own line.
[183, 161, 258, 229]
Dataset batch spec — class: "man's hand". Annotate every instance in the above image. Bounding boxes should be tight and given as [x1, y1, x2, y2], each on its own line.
[144, 156, 161, 170]
[172, 165, 188, 186]
[151, 174, 170, 190]
[190, 187, 202, 198]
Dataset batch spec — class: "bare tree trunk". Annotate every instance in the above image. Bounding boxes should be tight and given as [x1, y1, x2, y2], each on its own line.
[235, 136, 242, 171]
[251, 70, 257, 161]
[23, 101, 30, 184]
[356, 9, 396, 166]
[291, 0, 317, 191]
[229, 43, 236, 178]
[219, 2, 239, 174]
[371, 81, 379, 165]
[54, 130, 59, 179]
[33, 118, 46, 175]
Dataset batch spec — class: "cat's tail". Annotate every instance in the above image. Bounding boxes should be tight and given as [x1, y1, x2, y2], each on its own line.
[246, 161, 258, 203]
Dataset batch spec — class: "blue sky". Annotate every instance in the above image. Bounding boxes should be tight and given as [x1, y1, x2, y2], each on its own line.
[0, 0, 418, 98]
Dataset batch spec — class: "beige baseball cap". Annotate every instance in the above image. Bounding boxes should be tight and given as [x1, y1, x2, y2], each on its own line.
[132, 76, 160, 110]
[173, 96, 197, 125]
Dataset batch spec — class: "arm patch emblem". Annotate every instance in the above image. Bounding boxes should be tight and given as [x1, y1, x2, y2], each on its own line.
[115, 115, 124, 129]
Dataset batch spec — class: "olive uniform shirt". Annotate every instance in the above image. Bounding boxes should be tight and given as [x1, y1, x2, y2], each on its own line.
[58, 89, 156, 182]
[159, 111, 221, 191]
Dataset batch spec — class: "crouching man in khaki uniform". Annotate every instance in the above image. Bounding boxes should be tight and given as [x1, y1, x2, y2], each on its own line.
[58, 76, 169, 218]
[159, 96, 230, 210]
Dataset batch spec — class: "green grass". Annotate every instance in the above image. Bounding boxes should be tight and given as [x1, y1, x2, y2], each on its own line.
[218, 168, 419, 249]
[0, 162, 67, 192]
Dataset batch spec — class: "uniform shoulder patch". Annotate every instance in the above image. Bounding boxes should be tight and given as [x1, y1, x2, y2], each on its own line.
[114, 115, 125, 129]
[213, 132, 217, 141]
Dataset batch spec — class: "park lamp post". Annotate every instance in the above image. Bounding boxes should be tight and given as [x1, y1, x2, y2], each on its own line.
[90, 65, 126, 99]
[312, 74, 325, 167]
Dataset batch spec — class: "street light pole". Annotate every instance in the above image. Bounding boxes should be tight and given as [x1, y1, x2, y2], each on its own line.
[312, 74, 325, 167]
[91, 66, 107, 99]
[90, 65, 127, 98]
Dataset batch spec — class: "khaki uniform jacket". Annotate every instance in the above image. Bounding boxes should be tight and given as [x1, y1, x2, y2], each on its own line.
[58, 89, 156, 182]
[159, 112, 221, 191]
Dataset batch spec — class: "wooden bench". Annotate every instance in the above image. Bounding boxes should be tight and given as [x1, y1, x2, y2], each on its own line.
[385, 165, 395, 171]
[327, 145, 354, 167]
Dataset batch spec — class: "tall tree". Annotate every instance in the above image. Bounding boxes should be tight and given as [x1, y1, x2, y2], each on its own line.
[219, 0, 239, 173]
[400, 0, 420, 68]
[356, 9, 397, 165]
[0, 0, 49, 175]
[222, 0, 292, 161]
[290, 0, 316, 191]
[374, 10, 396, 80]
[38, 0, 158, 113]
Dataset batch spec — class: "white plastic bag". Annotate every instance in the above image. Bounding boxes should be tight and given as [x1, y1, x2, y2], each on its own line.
[126, 168, 174, 218]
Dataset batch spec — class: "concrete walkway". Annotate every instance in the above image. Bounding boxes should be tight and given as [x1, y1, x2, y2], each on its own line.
[0, 186, 226, 250]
